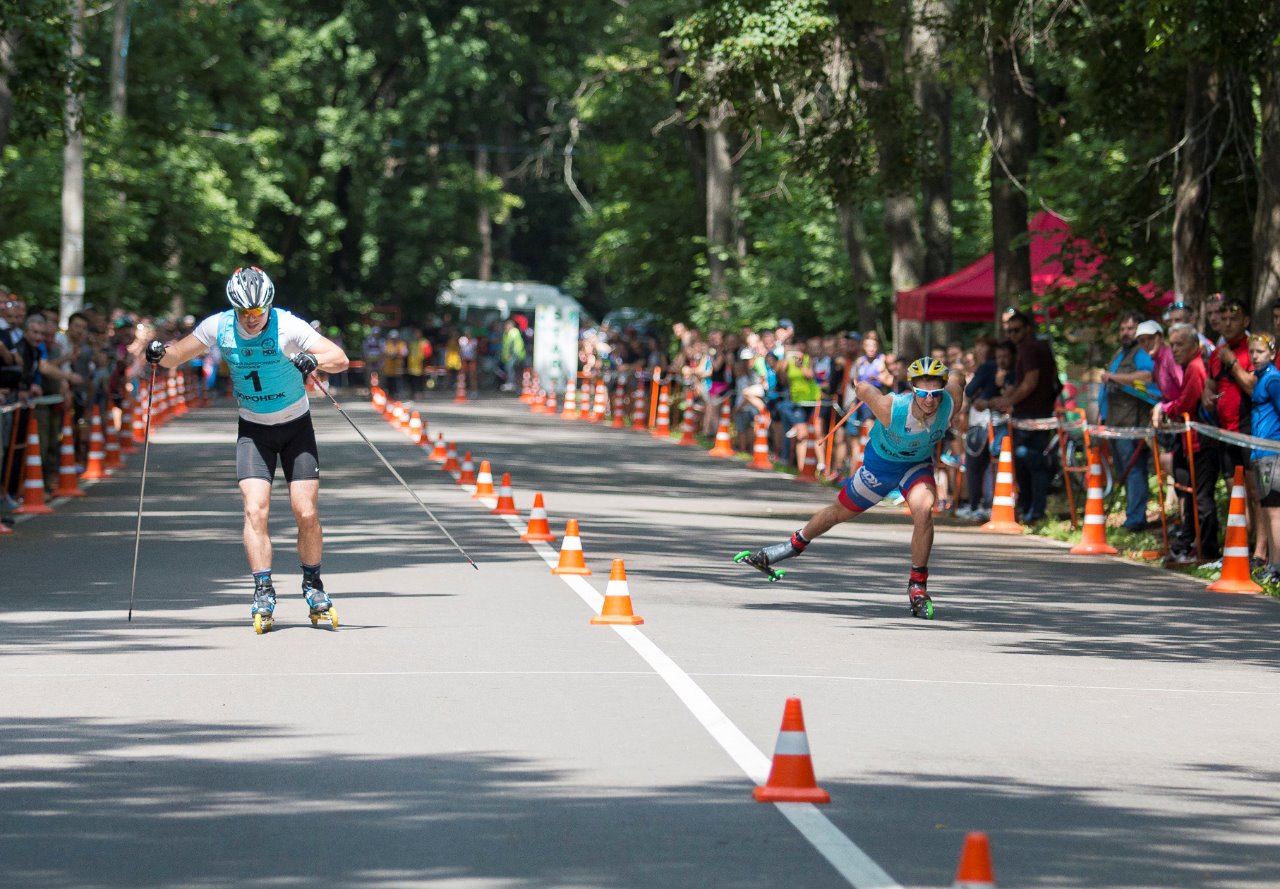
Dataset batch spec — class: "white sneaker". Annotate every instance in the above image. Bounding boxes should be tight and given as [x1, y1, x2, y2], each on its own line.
[954, 505, 974, 519]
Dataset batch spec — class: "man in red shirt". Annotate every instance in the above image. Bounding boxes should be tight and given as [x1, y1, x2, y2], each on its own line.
[1155, 323, 1219, 563]
[1204, 297, 1264, 563]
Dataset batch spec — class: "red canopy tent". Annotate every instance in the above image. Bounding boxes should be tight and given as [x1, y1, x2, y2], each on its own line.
[895, 211, 1169, 322]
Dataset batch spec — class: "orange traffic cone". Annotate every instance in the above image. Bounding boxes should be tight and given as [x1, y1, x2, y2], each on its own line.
[442, 442, 460, 473]
[1071, 445, 1117, 555]
[491, 473, 519, 515]
[382, 393, 396, 422]
[551, 518, 592, 575]
[753, 697, 830, 803]
[611, 380, 626, 428]
[119, 392, 138, 455]
[952, 832, 996, 888]
[104, 414, 124, 470]
[520, 369, 534, 403]
[398, 403, 413, 433]
[132, 385, 147, 444]
[591, 559, 644, 625]
[52, 420, 85, 498]
[650, 385, 671, 438]
[544, 390, 557, 415]
[982, 434, 1022, 533]
[677, 400, 698, 446]
[748, 411, 773, 470]
[81, 406, 109, 481]
[371, 387, 384, 412]
[471, 460, 495, 498]
[429, 432, 448, 462]
[591, 380, 608, 422]
[709, 401, 735, 457]
[1208, 465, 1263, 593]
[454, 370, 468, 403]
[631, 383, 648, 431]
[561, 380, 578, 419]
[408, 410, 423, 443]
[15, 415, 53, 515]
[457, 451, 477, 485]
[796, 424, 818, 481]
[520, 493, 556, 541]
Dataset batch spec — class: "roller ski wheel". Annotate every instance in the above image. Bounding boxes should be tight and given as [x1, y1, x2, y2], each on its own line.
[251, 586, 276, 635]
[308, 605, 339, 630]
[253, 612, 274, 635]
[734, 550, 786, 582]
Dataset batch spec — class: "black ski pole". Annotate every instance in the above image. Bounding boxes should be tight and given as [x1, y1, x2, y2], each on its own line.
[312, 375, 479, 570]
[128, 364, 158, 621]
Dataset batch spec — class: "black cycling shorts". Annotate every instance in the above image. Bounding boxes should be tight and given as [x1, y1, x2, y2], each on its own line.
[236, 413, 320, 484]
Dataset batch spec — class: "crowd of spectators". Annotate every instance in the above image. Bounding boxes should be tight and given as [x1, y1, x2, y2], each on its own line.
[10, 280, 1280, 581]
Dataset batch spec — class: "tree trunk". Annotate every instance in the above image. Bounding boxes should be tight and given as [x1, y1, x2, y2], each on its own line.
[1212, 68, 1254, 303]
[837, 203, 879, 335]
[0, 30, 16, 158]
[659, 32, 707, 208]
[989, 41, 1036, 327]
[110, 0, 128, 118]
[59, 0, 86, 327]
[1172, 62, 1217, 308]
[1253, 47, 1280, 317]
[704, 100, 737, 315]
[886, 193, 926, 356]
[476, 144, 492, 281]
[908, 0, 952, 284]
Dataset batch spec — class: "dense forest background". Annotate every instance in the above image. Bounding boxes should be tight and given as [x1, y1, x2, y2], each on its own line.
[0, 0, 1276, 352]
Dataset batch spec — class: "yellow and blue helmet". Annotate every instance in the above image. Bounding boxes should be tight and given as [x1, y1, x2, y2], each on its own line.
[907, 356, 948, 381]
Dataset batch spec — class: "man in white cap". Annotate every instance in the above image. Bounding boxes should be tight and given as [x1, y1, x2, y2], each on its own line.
[1099, 310, 1163, 531]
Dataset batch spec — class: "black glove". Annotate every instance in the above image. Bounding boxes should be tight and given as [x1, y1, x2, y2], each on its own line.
[290, 351, 318, 376]
[145, 340, 166, 365]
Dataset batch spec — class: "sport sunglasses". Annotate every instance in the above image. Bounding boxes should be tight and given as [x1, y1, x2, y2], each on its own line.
[912, 387, 945, 400]
[236, 306, 267, 317]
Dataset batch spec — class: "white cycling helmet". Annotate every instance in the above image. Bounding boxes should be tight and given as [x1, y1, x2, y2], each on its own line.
[225, 266, 275, 312]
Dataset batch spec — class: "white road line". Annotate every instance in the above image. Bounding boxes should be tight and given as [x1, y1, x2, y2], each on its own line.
[494, 511, 903, 889]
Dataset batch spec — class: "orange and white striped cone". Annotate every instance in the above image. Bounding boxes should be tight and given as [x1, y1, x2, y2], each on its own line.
[591, 380, 608, 423]
[576, 376, 592, 420]
[796, 424, 818, 481]
[471, 460, 495, 498]
[371, 387, 385, 413]
[81, 406, 109, 481]
[1071, 445, 1117, 555]
[677, 401, 698, 446]
[52, 420, 85, 498]
[457, 451, 477, 485]
[382, 393, 396, 422]
[166, 373, 179, 420]
[520, 369, 534, 404]
[15, 415, 53, 515]
[650, 385, 671, 438]
[544, 390, 557, 416]
[709, 401, 735, 457]
[442, 442, 460, 473]
[119, 392, 138, 455]
[398, 403, 413, 434]
[416, 414, 431, 448]
[1207, 465, 1263, 594]
[631, 382, 648, 431]
[151, 382, 167, 427]
[104, 415, 124, 471]
[591, 559, 644, 625]
[131, 385, 147, 445]
[428, 432, 448, 463]
[753, 697, 830, 803]
[551, 518, 592, 575]
[175, 371, 188, 415]
[408, 410, 423, 443]
[952, 832, 996, 888]
[491, 473, 519, 515]
[454, 370, 468, 403]
[611, 380, 625, 428]
[529, 389, 546, 414]
[521, 493, 557, 541]
[561, 380, 578, 419]
[982, 434, 1023, 533]
[748, 412, 773, 470]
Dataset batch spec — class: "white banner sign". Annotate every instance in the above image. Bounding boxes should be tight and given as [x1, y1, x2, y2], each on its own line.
[533, 304, 578, 392]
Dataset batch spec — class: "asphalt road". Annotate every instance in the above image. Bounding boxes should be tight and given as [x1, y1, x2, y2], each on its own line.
[3, 390, 1279, 888]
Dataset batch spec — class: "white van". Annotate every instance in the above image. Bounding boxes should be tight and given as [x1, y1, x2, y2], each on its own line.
[437, 279, 584, 324]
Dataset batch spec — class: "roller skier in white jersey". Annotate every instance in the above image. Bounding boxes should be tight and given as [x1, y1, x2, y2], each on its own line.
[146, 267, 350, 633]
[736, 357, 964, 619]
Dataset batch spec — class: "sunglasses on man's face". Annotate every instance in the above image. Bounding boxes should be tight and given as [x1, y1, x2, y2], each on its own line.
[913, 387, 945, 400]
[237, 306, 266, 318]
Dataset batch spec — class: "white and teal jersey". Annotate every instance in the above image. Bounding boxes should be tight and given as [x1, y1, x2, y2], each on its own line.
[869, 390, 954, 462]
[193, 308, 319, 424]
